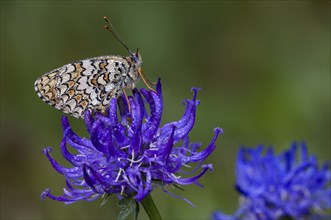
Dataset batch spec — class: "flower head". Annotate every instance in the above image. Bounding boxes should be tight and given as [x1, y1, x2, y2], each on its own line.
[41, 79, 222, 204]
[212, 143, 331, 220]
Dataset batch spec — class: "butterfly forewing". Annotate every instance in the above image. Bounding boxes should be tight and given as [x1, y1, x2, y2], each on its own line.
[34, 55, 139, 118]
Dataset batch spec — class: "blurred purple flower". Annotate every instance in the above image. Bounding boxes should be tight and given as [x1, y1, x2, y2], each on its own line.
[41, 79, 222, 204]
[212, 143, 331, 220]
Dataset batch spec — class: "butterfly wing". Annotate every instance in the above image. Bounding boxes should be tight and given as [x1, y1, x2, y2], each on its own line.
[35, 55, 137, 118]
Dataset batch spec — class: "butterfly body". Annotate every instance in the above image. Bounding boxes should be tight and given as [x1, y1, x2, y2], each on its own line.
[34, 54, 141, 118]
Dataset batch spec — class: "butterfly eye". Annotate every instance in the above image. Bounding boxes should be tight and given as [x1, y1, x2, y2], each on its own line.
[131, 54, 140, 63]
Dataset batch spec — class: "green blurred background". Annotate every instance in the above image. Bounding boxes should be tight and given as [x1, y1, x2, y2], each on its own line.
[1, 1, 330, 219]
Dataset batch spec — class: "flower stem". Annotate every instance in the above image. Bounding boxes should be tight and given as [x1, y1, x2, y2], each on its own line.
[141, 194, 162, 220]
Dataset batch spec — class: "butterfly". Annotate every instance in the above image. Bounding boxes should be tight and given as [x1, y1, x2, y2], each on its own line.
[34, 17, 155, 118]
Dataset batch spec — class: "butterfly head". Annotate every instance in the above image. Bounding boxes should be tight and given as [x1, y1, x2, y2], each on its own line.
[131, 49, 142, 67]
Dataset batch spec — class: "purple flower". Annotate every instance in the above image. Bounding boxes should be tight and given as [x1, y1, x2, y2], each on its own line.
[212, 143, 331, 220]
[41, 79, 222, 205]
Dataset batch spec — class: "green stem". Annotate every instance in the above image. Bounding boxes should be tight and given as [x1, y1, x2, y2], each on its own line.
[141, 194, 162, 220]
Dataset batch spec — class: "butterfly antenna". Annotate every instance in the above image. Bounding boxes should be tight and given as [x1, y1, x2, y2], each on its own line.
[103, 16, 132, 54]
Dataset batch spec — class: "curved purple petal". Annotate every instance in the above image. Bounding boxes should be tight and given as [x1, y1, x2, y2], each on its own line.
[141, 89, 162, 143]
[83, 110, 94, 133]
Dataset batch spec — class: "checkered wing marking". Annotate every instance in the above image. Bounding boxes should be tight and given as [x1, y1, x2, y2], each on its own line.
[34, 56, 135, 118]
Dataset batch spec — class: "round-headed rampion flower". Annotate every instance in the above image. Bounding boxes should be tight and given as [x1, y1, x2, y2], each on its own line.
[212, 142, 331, 220]
[41, 79, 222, 205]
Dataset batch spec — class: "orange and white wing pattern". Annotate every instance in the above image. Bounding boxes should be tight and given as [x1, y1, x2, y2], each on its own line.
[34, 55, 139, 118]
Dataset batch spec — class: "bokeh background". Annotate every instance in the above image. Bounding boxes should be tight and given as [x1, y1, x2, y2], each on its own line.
[1, 1, 330, 219]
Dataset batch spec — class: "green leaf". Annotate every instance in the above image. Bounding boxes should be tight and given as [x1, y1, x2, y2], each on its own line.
[100, 193, 111, 207]
[118, 197, 139, 220]
[173, 184, 184, 191]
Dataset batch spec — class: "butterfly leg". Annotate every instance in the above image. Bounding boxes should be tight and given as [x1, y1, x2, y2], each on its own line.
[138, 67, 157, 93]
[122, 89, 131, 113]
